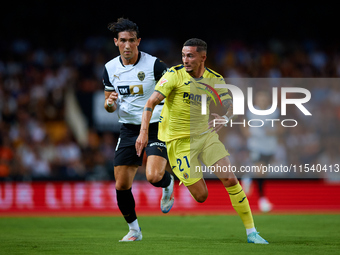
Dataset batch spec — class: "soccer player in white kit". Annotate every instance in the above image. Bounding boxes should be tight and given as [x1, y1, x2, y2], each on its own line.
[242, 90, 283, 212]
[102, 18, 174, 241]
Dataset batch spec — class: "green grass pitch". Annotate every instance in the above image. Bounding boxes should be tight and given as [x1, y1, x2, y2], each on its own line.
[0, 214, 339, 255]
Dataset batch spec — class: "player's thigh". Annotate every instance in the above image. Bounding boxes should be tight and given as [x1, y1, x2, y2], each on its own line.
[212, 156, 238, 187]
[200, 131, 230, 167]
[114, 145, 144, 166]
[145, 155, 167, 181]
[145, 134, 168, 179]
[198, 132, 236, 187]
[167, 138, 202, 187]
[186, 178, 208, 203]
[145, 140, 168, 181]
[114, 165, 138, 190]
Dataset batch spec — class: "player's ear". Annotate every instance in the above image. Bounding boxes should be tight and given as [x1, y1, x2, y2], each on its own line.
[136, 38, 141, 46]
[114, 38, 118, 46]
[201, 53, 207, 63]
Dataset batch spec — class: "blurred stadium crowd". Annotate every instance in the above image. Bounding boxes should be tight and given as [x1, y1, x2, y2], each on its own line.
[0, 37, 340, 181]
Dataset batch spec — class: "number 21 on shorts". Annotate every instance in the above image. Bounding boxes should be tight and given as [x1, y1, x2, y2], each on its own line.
[177, 156, 190, 172]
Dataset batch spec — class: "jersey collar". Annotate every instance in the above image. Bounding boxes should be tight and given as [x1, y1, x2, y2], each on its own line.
[119, 51, 141, 67]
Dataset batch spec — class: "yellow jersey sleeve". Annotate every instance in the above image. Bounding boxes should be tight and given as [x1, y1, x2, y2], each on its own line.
[215, 78, 232, 102]
[155, 66, 179, 98]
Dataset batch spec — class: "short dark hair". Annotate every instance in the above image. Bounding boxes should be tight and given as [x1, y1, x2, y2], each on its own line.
[183, 38, 207, 52]
[108, 18, 140, 39]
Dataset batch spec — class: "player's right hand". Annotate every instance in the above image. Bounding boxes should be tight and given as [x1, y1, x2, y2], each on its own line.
[135, 132, 148, 157]
[107, 92, 118, 105]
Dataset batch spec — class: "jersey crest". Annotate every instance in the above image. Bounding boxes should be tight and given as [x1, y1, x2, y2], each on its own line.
[137, 71, 145, 81]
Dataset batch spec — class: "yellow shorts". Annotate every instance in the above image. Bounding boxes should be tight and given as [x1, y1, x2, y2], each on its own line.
[166, 131, 229, 186]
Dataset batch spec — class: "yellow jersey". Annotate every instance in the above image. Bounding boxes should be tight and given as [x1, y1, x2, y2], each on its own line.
[155, 64, 231, 142]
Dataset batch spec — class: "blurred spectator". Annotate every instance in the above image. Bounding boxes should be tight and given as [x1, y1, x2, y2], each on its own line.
[0, 135, 14, 179]
[98, 132, 116, 179]
[55, 129, 84, 179]
[318, 136, 340, 182]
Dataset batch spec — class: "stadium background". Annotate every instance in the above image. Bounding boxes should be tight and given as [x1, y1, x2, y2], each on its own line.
[1, 1, 340, 214]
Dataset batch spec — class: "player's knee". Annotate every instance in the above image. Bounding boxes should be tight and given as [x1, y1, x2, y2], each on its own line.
[195, 192, 208, 203]
[221, 178, 238, 188]
[146, 173, 162, 184]
[115, 182, 131, 191]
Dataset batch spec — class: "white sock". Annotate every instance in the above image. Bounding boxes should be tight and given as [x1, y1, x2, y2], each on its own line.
[128, 219, 140, 231]
[162, 175, 173, 199]
[246, 227, 256, 235]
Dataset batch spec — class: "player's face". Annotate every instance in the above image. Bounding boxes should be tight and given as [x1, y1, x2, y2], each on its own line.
[182, 46, 206, 75]
[114, 31, 141, 62]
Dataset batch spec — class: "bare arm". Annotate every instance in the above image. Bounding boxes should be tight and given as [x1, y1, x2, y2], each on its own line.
[222, 98, 233, 119]
[104, 91, 118, 112]
[135, 91, 165, 156]
[209, 98, 234, 132]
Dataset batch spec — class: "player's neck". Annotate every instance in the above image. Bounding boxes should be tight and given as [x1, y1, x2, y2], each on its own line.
[189, 65, 205, 78]
[121, 51, 140, 66]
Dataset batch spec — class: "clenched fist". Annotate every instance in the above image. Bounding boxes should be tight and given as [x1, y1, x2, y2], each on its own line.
[105, 91, 118, 112]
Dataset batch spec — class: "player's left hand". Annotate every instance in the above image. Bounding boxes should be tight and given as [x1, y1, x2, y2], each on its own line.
[208, 113, 226, 133]
[135, 132, 148, 157]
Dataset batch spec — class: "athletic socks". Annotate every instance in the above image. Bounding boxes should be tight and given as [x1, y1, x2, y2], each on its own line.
[116, 188, 137, 224]
[246, 227, 256, 235]
[149, 171, 171, 188]
[128, 219, 140, 232]
[257, 178, 264, 197]
[226, 182, 255, 230]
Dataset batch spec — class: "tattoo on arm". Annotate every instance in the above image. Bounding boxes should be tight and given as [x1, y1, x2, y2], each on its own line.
[155, 96, 163, 104]
[144, 107, 153, 112]
[222, 99, 232, 112]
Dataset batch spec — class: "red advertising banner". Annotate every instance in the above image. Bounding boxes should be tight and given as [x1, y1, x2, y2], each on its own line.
[0, 180, 340, 215]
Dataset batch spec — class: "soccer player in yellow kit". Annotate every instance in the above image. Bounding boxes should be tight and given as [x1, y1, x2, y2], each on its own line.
[136, 38, 268, 244]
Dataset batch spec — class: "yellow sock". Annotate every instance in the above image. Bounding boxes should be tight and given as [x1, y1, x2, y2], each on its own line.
[226, 182, 255, 229]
